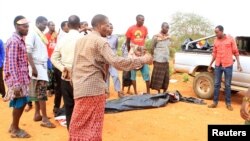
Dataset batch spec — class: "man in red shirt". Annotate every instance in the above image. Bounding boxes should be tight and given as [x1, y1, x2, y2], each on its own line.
[45, 21, 57, 97]
[46, 21, 57, 59]
[45, 21, 62, 115]
[126, 14, 150, 94]
[208, 25, 242, 111]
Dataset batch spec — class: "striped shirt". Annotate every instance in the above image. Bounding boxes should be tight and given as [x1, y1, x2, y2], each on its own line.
[4, 33, 30, 88]
[72, 31, 147, 99]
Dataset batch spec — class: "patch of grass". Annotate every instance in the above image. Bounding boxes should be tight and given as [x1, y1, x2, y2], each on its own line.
[117, 37, 125, 56]
[182, 74, 189, 82]
[169, 67, 174, 76]
[169, 47, 176, 59]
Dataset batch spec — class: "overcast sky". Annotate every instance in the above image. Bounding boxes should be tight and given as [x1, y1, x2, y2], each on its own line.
[0, 0, 249, 42]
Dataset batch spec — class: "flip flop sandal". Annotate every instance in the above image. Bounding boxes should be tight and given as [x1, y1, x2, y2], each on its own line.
[11, 129, 31, 138]
[40, 121, 56, 128]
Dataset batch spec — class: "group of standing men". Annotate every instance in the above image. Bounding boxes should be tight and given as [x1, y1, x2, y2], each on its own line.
[108, 15, 172, 97]
[2, 13, 158, 140]
[1, 12, 250, 141]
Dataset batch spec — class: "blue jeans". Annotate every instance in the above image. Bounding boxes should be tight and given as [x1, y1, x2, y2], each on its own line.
[106, 66, 121, 92]
[213, 65, 233, 105]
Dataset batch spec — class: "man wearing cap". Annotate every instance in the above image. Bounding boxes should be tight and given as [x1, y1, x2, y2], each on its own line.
[4, 15, 31, 138]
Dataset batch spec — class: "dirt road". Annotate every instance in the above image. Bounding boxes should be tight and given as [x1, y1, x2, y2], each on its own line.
[0, 63, 245, 141]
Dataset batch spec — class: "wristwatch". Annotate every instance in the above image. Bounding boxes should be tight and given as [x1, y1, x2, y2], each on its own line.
[243, 96, 250, 103]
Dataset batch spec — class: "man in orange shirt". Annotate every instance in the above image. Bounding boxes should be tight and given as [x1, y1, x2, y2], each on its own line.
[208, 25, 242, 111]
[45, 21, 57, 97]
[46, 21, 57, 60]
[126, 14, 150, 94]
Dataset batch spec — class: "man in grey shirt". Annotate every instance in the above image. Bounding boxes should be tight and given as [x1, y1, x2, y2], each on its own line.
[150, 22, 171, 93]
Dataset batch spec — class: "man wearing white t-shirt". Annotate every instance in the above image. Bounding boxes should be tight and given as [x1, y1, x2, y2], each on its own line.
[26, 16, 55, 128]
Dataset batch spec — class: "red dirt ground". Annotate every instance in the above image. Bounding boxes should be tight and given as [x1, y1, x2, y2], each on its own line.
[0, 61, 246, 141]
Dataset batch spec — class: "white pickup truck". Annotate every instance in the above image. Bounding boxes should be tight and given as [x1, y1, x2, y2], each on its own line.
[174, 35, 250, 99]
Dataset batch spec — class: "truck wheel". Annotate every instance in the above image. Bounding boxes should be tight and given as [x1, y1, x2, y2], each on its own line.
[193, 72, 214, 99]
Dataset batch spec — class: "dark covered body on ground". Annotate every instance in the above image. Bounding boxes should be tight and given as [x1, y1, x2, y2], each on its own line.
[105, 91, 206, 113]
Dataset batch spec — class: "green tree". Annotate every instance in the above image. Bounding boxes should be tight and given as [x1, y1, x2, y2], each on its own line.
[145, 38, 152, 52]
[170, 12, 214, 51]
[117, 35, 126, 56]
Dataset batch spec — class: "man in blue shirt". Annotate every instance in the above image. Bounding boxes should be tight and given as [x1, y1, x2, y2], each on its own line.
[0, 38, 6, 98]
[106, 23, 123, 98]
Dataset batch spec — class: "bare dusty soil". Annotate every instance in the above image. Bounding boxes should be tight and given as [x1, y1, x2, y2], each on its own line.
[0, 62, 245, 141]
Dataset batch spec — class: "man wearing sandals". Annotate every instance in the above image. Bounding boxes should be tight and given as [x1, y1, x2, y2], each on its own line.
[26, 16, 56, 128]
[4, 15, 31, 138]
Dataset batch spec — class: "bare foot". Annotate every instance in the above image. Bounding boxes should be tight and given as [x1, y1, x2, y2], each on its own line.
[127, 90, 133, 95]
[8, 125, 13, 133]
[46, 90, 52, 97]
[3, 97, 9, 102]
[25, 106, 32, 112]
[33, 115, 42, 122]
[118, 91, 125, 98]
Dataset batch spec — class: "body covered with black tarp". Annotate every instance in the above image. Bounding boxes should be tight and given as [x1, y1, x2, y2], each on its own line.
[105, 91, 206, 113]
[105, 93, 179, 113]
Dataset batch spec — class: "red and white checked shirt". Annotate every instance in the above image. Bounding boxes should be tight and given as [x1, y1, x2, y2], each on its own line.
[4, 33, 30, 88]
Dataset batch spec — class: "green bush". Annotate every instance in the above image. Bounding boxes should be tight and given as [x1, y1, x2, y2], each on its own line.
[145, 39, 152, 52]
[117, 36, 125, 56]
[169, 67, 174, 76]
[169, 47, 176, 59]
[183, 74, 189, 82]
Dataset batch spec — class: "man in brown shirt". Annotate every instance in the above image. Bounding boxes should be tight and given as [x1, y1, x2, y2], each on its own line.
[69, 14, 152, 141]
